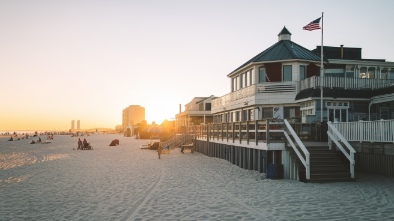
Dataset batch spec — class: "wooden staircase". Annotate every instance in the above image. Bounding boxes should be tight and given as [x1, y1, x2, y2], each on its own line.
[293, 145, 355, 183]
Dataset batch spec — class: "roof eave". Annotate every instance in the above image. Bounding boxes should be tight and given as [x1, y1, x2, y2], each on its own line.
[227, 59, 323, 78]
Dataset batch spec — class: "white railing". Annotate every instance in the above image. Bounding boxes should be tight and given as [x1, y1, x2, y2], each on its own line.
[300, 76, 394, 91]
[330, 120, 394, 143]
[327, 122, 356, 178]
[283, 119, 310, 180]
[212, 81, 299, 108]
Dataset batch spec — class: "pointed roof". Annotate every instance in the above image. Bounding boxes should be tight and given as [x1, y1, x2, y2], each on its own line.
[228, 29, 321, 76]
[278, 26, 291, 36]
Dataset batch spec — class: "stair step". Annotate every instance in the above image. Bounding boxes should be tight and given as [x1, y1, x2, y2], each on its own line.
[307, 177, 355, 183]
[290, 145, 355, 183]
[310, 173, 351, 179]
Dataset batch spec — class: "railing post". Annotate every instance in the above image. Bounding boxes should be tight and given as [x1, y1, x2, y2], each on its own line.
[306, 153, 310, 180]
[246, 121, 249, 145]
[207, 124, 209, 142]
[350, 151, 355, 178]
[221, 123, 224, 141]
[266, 119, 270, 144]
[255, 120, 258, 146]
[232, 122, 235, 143]
[226, 122, 229, 143]
[239, 122, 242, 144]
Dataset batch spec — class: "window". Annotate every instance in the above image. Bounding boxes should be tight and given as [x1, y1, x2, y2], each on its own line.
[283, 65, 292, 81]
[249, 70, 253, 85]
[359, 67, 367, 78]
[199, 103, 203, 111]
[368, 67, 376, 79]
[232, 78, 236, 92]
[381, 68, 388, 79]
[244, 73, 248, 87]
[242, 110, 247, 121]
[346, 65, 355, 78]
[235, 111, 240, 122]
[259, 67, 266, 83]
[300, 65, 306, 80]
[284, 107, 299, 118]
[380, 107, 389, 119]
[262, 108, 273, 119]
[325, 69, 345, 77]
[205, 103, 211, 111]
[389, 69, 394, 79]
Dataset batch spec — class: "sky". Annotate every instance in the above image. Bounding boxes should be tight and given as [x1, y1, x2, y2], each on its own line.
[1, 0, 394, 131]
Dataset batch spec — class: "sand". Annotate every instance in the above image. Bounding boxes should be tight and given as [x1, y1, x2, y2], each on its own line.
[1, 134, 393, 220]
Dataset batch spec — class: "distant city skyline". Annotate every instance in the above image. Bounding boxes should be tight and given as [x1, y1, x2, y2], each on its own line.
[1, 0, 394, 130]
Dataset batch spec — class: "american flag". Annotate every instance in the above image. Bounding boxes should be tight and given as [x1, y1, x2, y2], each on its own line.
[303, 17, 321, 31]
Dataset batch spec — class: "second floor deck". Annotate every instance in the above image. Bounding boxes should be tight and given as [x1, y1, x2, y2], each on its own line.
[212, 76, 394, 109]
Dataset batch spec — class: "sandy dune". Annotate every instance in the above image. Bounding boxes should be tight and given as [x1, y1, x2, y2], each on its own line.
[0, 134, 393, 220]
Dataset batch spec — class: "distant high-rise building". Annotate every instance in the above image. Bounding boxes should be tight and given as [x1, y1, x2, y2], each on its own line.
[77, 120, 80, 130]
[71, 120, 75, 132]
[122, 105, 145, 131]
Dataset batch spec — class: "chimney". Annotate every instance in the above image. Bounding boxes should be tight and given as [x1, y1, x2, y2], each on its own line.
[340, 45, 344, 59]
[179, 104, 182, 113]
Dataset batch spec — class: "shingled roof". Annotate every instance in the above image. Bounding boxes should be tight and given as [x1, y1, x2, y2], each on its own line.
[229, 27, 321, 76]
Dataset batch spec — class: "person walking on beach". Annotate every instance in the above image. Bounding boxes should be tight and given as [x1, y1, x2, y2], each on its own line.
[157, 143, 162, 159]
[78, 138, 82, 150]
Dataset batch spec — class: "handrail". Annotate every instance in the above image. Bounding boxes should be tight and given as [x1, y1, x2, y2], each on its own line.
[327, 122, 356, 178]
[283, 119, 310, 180]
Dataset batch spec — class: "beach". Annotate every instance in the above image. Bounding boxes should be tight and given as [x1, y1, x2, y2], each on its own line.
[1, 134, 393, 221]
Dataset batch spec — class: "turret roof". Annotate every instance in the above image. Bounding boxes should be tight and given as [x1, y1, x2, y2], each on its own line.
[228, 29, 321, 76]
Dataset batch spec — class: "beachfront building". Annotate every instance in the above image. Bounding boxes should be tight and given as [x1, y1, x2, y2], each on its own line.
[122, 105, 145, 132]
[175, 96, 216, 132]
[190, 27, 394, 182]
[211, 28, 394, 124]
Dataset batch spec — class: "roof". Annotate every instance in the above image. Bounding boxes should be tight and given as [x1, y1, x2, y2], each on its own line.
[229, 40, 321, 76]
[278, 26, 292, 36]
[295, 86, 394, 101]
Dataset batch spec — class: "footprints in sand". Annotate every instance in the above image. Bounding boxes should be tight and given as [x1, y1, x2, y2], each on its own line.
[0, 152, 69, 170]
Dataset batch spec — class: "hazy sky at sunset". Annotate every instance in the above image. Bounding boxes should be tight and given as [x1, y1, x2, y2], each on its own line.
[1, 0, 394, 131]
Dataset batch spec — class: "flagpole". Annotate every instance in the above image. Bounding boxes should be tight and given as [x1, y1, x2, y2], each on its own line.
[320, 12, 324, 122]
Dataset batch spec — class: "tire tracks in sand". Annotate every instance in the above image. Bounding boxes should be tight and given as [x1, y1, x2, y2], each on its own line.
[120, 167, 164, 221]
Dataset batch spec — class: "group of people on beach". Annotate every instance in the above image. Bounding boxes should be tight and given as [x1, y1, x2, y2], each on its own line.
[77, 138, 91, 150]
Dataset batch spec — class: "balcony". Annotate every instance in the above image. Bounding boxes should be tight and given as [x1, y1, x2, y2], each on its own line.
[301, 76, 394, 91]
[212, 81, 299, 108]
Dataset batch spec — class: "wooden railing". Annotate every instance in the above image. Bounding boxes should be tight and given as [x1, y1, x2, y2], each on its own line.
[301, 76, 394, 91]
[188, 119, 285, 146]
[330, 120, 394, 143]
[327, 122, 356, 178]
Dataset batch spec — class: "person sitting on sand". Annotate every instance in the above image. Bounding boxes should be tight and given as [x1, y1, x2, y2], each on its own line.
[30, 140, 36, 144]
[83, 138, 88, 149]
[8, 136, 13, 141]
[37, 137, 42, 144]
